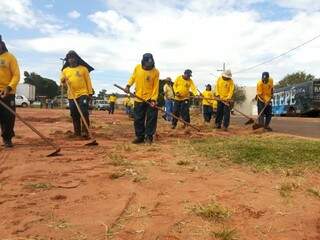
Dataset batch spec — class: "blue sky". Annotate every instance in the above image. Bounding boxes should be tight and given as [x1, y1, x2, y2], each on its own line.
[1, 0, 320, 94]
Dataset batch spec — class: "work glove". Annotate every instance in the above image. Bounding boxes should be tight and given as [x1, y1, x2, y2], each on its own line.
[149, 100, 157, 108]
[1, 86, 12, 98]
[124, 85, 130, 93]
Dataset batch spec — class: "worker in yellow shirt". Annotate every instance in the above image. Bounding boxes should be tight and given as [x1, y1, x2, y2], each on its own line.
[61, 50, 94, 138]
[257, 72, 274, 131]
[214, 70, 235, 131]
[162, 77, 174, 122]
[172, 69, 198, 129]
[124, 53, 159, 144]
[212, 96, 218, 118]
[0, 35, 20, 148]
[108, 93, 117, 114]
[123, 94, 130, 114]
[202, 84, 214, 124]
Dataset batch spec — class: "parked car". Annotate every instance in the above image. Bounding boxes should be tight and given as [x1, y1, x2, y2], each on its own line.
[94, 100, 110, 111]
[15, 95, 30, 107]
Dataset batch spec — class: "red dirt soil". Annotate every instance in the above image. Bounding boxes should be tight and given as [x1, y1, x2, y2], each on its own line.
[0, 108, 319, 240]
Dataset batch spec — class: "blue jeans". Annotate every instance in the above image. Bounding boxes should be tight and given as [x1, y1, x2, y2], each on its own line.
[257, 99, 272, 127]
[215, 101, 230, 128]
[164, 99, 173, 121]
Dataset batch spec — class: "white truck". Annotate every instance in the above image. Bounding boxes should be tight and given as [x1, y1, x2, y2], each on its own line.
[16, 83, 36, 102]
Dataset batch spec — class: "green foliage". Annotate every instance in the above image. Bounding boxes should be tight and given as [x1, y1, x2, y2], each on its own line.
[97, 89, 107, 99]
[276, 71, 315, 88]
[191, 136, 320, 170]
[24, 71, 59, 98]
[233, 85, 246, 105]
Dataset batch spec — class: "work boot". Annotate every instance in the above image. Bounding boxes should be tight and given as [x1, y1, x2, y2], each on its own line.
[132, 137, 144, 144]
[3, 139, 13, 148]
[145, 136, 153, 145]
[73, 119, 81, 137]
[264, 126, 273, 132]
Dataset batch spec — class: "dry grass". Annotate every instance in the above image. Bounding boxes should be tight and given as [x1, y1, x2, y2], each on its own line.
[192, 202, 230, 222]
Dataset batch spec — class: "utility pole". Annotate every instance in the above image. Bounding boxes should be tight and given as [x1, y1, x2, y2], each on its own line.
[217, 62, 226, 73]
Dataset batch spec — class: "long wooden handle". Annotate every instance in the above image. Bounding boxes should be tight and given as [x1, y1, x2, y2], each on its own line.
[114, 84, 201, 132]
[255, 100, 271, 123]
[65, 82, 92, 138]
[0, 98, 59, 149]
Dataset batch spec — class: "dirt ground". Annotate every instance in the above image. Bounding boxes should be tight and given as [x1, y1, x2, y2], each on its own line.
[0, 108, 319, 240]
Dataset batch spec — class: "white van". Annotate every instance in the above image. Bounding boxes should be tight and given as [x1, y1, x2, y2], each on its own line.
[15, 95, 30, 107]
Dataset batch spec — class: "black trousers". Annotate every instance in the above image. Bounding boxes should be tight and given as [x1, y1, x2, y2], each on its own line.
[203, 105, 213, 122]
[215, 101, 231, 128]
[172, 100, 190, 127]
[69, 95, 90, 134]
[134, 101, 158, 139]
[0, 94, 16, 141]
[257, 99, 272, 127]
[109, 102, 115, 114]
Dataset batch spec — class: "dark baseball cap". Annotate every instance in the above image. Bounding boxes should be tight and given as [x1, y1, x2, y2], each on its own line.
[184, 69, 192, 76]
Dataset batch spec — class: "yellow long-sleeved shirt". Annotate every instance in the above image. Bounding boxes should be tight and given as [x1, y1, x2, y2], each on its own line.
[163, 83, 174, 100]
[109, 95, 117, 103]
[127, 64, 159, 102]
[173, 75, 198, 101]
[212, 99, 218, 109]
[61, 66, 93, 99]
[214, 76, 235, 101]
[0, 52, 20, 93]
[202, 90, 214, 106]
[257, 78, 274, 103]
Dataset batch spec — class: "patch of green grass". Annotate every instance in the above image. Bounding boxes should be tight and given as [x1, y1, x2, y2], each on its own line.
[191, 136, 320, 170]
[279, 182, 299, 197]
[307, 188, 320, 198]
[192, 202, 230, 222]
[211, 228, 238, 240]
[26, 183, 52, 190]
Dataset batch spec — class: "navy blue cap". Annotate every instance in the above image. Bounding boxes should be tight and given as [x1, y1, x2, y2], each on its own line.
[184, 69, 192, 76]
[262, 72, 269, 79]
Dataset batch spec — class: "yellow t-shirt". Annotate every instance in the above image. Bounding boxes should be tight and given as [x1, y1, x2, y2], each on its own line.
[212, 99, 218, 109]
[61, 65, 93, 99]
[0, 52, 20, 93]
[257, 78, 274, 102]
[109, 95, 117, 103]
[202, 90, 214, 106]
[173, 75, 198, 100]
[214, 76, 235, 101]
[127, 64, 159, 102]
[163, 83, 174, 100]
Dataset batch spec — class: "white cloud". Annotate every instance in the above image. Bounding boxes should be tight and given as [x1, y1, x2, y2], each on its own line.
[8, 0, 320, 92]
[68, 10, 81, 19]
[0, 0, 61, 33]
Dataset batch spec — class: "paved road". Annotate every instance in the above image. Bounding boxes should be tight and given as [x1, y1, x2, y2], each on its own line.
[233, 115, 320, 139]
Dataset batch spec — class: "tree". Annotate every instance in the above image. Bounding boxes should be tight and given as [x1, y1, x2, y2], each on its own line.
[97, 89, 107, 100]
[233, 85, 246, 105]
[276, 71, 315, 88]
[24, 71, 59, 98]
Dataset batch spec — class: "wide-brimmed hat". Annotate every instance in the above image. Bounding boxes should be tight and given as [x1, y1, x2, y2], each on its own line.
[222, 69, 232, 79]
[165, 77, 172, 82]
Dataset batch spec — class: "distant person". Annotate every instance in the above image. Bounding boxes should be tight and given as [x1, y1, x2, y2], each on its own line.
[61, 50, 94, 138]
[214, 70, 235, 131]
[172, 69, 198, 129]
[108, 93, 117, 114]
[0, 35, 20, 148]
[124, 53, 159, 144]
[124, 94, 130, 114]
[212, 96, 218, 118]
[257, 72, 274, 131]
[162, 77, 174, 122]
[202, 84, 214, 124]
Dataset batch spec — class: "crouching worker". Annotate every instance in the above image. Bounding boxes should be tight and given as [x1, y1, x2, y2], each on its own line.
[61, 50, 94, 138]
[202, 84, 214, 124]
[125, 53, 159, 144]
[0, 35, 20, 148]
